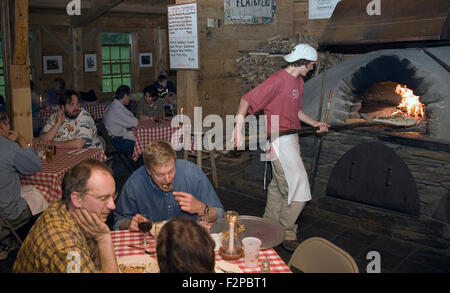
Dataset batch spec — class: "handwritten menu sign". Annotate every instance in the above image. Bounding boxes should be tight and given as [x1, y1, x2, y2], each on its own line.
[168, 2, 199, 69]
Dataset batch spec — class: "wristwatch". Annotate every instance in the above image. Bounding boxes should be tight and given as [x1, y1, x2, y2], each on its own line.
[202, 204, 210, 217]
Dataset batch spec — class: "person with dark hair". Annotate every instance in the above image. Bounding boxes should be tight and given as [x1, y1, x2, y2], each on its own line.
[113, 141, 224, 231]
[156, 217, 216, 273]
[30, 81, 40, 110]
[45, 77, 66, 106]
[152, 74, 176, 115]
[39, 90, 103, 150]
[0, 111, 44, 260]
[0, 95, 5, 112]
[136, 85, 165, 122]
[157, 69, 176, 94]
[232, 44, 330, 252]
[13, 159, 119, 273]
[103, 85, 138, 153]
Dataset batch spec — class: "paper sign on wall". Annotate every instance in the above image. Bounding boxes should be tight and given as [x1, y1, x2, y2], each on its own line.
[309, 0, 341, 19]
[168, 2, 199, 69]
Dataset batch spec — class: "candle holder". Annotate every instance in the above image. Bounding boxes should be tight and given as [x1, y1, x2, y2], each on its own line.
[218, 211, 243, 261]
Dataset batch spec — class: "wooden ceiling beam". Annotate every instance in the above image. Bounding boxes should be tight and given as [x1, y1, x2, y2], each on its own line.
[71, 0, 124, 27]
[29, 0, 168, 16]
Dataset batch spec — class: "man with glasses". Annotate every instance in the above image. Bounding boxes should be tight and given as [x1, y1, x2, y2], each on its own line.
[113, 141, 224, 231]
[39, 90, 103, 150]
[13, 159, 119, 273]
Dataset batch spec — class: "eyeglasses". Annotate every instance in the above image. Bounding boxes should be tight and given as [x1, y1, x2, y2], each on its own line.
[84, 191, 118, 202]
[151, 167, 175, 179]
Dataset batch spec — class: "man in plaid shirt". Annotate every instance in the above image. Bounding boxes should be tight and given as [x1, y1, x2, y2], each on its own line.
[13, 159, 118, 273]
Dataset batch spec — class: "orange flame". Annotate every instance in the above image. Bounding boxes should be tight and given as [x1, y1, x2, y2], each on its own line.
[391, 84, 425, 119]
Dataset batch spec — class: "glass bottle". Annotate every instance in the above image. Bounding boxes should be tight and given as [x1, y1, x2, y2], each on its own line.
[260, 260, 271, 273]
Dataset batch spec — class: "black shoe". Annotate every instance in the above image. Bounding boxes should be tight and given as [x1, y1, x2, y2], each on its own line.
[282, 240, 299, 252]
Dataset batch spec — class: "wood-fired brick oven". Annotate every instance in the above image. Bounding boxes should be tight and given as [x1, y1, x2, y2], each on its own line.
[299, 47, 450, 250]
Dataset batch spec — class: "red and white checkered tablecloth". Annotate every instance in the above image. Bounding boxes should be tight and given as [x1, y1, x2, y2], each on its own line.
[37, 103, 107, 121]
[132, 119, 192, 161]
[111, 230, 292, 273]
[20, 148, 106, 203]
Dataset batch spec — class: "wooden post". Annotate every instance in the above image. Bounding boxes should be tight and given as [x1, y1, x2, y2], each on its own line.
[152, 26, 168, 79]
[70, 27, 83, 91]
[8, 0, 33, 143]
[29, 30, 43, 93]
[175, 0, 198, 121]
[131, 31, 140, 93]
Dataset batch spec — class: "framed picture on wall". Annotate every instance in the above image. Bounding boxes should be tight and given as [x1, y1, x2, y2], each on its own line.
[43, 56, 63, 74]
[139, 53, 152, 68]
[84, 54, 97, 72]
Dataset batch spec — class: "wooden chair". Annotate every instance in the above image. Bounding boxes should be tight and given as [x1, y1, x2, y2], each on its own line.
[288, 237, 359, 273]
[96, 121, 135, 173]
[182, 128, 226, 189]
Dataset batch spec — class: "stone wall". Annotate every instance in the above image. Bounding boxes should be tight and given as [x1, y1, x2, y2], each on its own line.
[300, 129, 450, 249]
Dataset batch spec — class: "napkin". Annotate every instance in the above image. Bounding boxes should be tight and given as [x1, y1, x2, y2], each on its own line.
[20, 185, 49, 215]
[215, 260, 242, 273]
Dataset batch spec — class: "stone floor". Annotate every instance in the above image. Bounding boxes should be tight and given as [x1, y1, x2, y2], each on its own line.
[217, 187, 450, 273]
[1, 152, 449, 273]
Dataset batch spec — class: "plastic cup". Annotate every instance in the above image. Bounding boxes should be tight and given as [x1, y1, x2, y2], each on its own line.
[242, 237, 262, 268]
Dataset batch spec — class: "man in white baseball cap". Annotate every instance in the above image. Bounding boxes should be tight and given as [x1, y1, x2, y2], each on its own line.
[232, 43, 329, 252]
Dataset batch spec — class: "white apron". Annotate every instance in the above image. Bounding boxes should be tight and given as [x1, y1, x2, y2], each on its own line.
[20, 185, 49, 216]
[271, 133, 311, 205]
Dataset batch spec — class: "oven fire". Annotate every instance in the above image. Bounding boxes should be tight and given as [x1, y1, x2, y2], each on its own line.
[391, 84, 426, 119]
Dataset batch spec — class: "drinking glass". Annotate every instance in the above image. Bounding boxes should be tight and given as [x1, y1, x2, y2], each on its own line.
[46, 144, 55, 162]
[34, 143, 46, 161]
[138, 215, 153, 246]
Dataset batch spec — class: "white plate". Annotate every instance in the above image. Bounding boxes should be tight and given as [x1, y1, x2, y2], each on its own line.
[117, 255, 159, 273]
[215, 260, 243, 273]
[150, 220, 168, 237]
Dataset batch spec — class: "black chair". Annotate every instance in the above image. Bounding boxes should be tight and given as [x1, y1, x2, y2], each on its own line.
[96, 121, 135, 173]
[0, 213, 29, 245]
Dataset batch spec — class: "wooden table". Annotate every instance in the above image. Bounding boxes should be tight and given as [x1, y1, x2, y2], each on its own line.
[111, 230, 292, 273]
[19, 148, 106, 203]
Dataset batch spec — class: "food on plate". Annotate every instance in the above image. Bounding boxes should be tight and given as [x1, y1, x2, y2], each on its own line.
[118, 264, 147, 273]
[117, 255, 159, 273]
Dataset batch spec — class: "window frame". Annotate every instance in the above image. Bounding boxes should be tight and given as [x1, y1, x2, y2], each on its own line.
[101, 32, 132, 94]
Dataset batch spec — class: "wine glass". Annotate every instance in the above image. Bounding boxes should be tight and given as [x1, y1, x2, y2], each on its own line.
[138, 215, 153, 246]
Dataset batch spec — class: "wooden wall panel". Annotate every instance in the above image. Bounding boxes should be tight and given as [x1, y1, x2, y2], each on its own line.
[293, 0, 328, 38]
[28, 13, 167, 101]
[194, 0, 295, 118]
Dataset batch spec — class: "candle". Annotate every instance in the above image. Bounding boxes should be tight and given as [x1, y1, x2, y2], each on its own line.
[229, 221, 235, 254]
[180, 108, 184, 124]
[39, 95, 43, 108]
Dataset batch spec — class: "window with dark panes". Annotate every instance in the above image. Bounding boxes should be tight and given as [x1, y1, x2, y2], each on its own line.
[101, 33, 131, 93]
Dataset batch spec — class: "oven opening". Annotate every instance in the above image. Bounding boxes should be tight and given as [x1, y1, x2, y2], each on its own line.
[358, 81, 428, 133]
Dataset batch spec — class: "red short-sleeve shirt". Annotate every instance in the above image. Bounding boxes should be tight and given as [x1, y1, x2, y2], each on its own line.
[243, 69, 304, 134]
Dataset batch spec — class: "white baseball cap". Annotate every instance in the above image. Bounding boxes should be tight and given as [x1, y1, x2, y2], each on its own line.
[283, 44, 318, 62]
